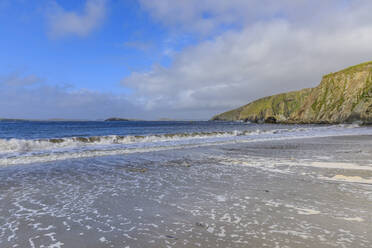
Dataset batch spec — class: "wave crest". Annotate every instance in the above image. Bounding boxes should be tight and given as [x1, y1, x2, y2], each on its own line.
[0, 124, 367, 166]
[0, 130, 259, 154]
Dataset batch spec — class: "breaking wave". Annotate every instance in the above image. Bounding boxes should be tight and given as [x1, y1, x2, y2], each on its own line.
[0, 129, 289, 154]
[0, 124, 370, 166]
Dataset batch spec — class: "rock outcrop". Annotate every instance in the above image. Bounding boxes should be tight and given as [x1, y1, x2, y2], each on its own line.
[212, 61, 372, 124]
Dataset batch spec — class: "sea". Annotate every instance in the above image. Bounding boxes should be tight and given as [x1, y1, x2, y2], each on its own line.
[1, 120, 371, 167]
[1, 121, 372, 247]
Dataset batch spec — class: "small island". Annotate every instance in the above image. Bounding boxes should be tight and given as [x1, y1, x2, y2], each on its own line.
[104, 117, 130, 122]
[0, 118, 28, 122]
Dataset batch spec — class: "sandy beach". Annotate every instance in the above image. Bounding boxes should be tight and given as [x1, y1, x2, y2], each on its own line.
[0, 134, 371, 248]
[3, 0, 372, 247]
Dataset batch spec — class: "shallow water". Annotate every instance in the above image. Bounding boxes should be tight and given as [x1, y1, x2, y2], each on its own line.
[0, 120, 277, 140]
[1, 121, 371, 166]
[0, 133, 371, 247]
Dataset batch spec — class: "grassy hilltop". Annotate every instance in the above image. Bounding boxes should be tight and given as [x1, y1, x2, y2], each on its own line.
[212, 61, 372, 124]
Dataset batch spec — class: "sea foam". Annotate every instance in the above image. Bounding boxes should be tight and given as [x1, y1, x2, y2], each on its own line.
[0, 124, 370, 166]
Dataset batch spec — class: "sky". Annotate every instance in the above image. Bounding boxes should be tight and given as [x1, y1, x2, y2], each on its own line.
[1, 0, 372, 120]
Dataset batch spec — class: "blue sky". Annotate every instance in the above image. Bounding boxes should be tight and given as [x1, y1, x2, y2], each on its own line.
[1, 0, 372, 120]
[0, 0, 175, 93]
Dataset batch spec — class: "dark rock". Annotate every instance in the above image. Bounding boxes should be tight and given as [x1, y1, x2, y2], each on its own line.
[195, 222, 208, 228]
[265, 116, 277, 123]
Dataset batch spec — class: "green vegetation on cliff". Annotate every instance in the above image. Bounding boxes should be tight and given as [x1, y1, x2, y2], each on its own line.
[212, 61, 372, 124]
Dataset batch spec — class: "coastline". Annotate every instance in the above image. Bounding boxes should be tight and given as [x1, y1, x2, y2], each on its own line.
[1, 124, 371, 167]
[212, 61, 372, 125]
[1, 133, 371, 247]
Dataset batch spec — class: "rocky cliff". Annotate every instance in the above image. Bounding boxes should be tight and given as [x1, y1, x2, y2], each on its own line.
[212, 61, 372, 124]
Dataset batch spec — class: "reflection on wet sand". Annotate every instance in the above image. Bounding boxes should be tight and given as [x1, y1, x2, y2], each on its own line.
[0, 135, 371, 247]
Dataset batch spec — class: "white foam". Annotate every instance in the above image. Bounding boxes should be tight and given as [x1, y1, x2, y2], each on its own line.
[216, 195, 227, 202]
[337, 217, 364, 222]
[285, 204, 321, 215]
[320, 175, 372, 184]
[309, 162, 372, 171]
[48, 242, 64, 248]
[0, 130, 262, 154]
[0, 124, 371, 166]
[269, 230, 310, 239]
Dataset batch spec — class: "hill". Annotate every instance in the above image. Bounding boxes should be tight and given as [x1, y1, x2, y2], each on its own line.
[212, 61, 372, 124]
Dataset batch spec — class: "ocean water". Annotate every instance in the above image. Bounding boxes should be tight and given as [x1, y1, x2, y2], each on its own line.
[1, 121, 372, 247]
[0, 121, 371, 167]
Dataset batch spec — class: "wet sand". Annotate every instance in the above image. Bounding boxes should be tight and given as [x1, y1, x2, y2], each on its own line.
[0, 135, 371, 247]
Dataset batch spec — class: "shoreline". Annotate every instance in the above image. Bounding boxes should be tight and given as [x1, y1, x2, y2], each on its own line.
[2, 130, 372, 167]
[0, 133, 371, 247]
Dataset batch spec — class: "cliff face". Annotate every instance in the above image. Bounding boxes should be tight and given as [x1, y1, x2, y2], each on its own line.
[212, 61, 372, 124]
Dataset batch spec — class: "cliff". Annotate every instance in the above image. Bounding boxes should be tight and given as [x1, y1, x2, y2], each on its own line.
[212, 61, 372, 124]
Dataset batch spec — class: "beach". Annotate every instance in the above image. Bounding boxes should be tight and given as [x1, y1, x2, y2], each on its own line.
[1, 132, 371, 248]
[3, 1, 372, 247]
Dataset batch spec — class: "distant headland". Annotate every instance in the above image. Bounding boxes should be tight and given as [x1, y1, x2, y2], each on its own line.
[212, 61, 372, 124]
[104, 117, 130, 122]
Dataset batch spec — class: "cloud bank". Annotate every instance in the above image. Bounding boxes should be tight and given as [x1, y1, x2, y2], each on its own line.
[138, 0, 349, 34]
[47, 0, 107, 38]
[3, 0, 372, 120]
[0, 73, 145, 120]
[121, 0, 372, 118]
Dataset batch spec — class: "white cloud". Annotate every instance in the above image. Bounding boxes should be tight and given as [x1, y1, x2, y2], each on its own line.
[138, 0, 349, 34]
[6, 1, 372, 120]
[0, 73, 44, 87]
[47, 0, 107, 38]
[121, 0, 372, 118]
[0, 73, 148, 120]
